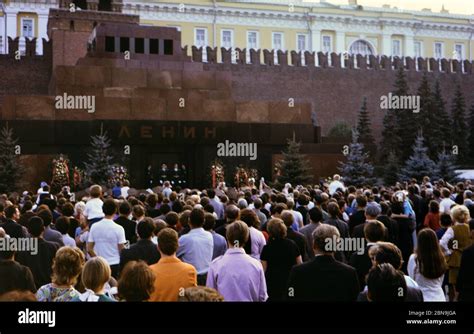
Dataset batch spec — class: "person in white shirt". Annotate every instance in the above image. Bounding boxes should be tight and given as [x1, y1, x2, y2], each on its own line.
[87, 199, 126, 279]
[408, 229, 448, 302]
[84, 185, 105, 225]
[162, 181, 172, 199]
[37, 181, 48, 194]
[121, 180, 131, 199]
[328, 174, 345, 196]
[287, 199, 303, 230]
[439, 188, 456, 215]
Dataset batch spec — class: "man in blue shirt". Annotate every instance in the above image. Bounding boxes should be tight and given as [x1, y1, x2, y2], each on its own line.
[177, 208, 213, 285]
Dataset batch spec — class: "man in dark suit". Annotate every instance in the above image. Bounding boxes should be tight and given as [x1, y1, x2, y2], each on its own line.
[353, 203, 381, 239]
[15, 216, 59, 289]
[215, 205, 240, 239]
[0, 244, 36, 295]
[119, 218, 160, 272]
[350, 221, 387, 290]
[349, 195, 367, 236]
[115, 201, 138, 245]
[0, 205, 26, 239]
[286, 224, 359, 301]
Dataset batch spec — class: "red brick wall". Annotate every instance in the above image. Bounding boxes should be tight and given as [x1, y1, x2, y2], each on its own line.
[204, 63, 474, 140]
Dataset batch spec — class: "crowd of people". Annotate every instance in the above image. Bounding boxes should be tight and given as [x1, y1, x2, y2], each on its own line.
[0, 173, 473, 302]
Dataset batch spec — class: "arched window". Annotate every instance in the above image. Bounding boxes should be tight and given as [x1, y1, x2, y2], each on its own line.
[349, 40, 375, 56]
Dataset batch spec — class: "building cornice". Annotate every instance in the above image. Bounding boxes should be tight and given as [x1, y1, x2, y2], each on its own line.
[123, 1, 474, 37]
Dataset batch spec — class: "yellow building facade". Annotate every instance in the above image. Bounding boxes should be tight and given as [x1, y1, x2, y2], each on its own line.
[121, 0, 474, 63]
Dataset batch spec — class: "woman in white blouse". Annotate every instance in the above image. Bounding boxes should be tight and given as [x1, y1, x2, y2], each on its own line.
[408, 228, 448, 301]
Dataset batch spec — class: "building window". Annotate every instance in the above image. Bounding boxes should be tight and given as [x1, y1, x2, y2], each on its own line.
[21, 18, 34, 38]
[434, 42, 443, 59]
[135, 38, 144, 54]
[164, 40, 173, 55]
[195, 28, 208, 62]
[322, 35, 332, 53]
[194, 28, 207, 48]
[247, 31, 258, 50]
[98, 0, 112, 11]
[105, 36, 115, 53]
[414, 41, 422, 58]
[349, 40, 374, 56]
[221, 29, 233, 49]
[392, 39, 401, 57]
[272, 32, 284, 64]
[454, 44, 464, 61]
[149, 39, 159, 54]
[272, 32, 284, 50]
[119, 37, 129, 53]
[247, 31, 259, 63]
[221, 29, 235, 62]
[297, 34, 308, 52]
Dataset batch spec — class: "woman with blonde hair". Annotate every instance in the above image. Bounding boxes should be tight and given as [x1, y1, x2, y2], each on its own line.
[73, 256, 116, 302]
[36, 247, 85, 301]
[440, 205, 473, 299]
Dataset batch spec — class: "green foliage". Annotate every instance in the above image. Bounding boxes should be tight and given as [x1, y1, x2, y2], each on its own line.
[338, 129, 374, 187]
[275, 138, 313, 187]
[0, 124, 23, 193]
[84, 130, 115, 186]
[327, 122, 352, 139]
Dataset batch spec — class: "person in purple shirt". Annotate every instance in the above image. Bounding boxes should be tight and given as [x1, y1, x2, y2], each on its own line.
[206, 221, 268, 302]
[207, 189, 224, 220]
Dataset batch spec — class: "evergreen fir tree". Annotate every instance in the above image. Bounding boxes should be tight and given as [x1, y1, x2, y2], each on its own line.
[379, 106, 401, 162]
[338, 129, 374, 187]
[0, 124, 23, 193]
[275, 137, 313, 187]
[382, 151, 400, 186]
[393, 67, 418, 161]
[435, 149, 459, 183]
[432, 79, 451, 150]
[356, 97, 375, 146]
[84, 129, 115, 186]
[450, 83, 468, 163]
[468, 104, 474, 162]
[416, 72, 439, 159]
[399, 134, 436, 182]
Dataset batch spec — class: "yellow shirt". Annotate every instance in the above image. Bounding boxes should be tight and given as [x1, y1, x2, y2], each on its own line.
[149, 257, 197, 302]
